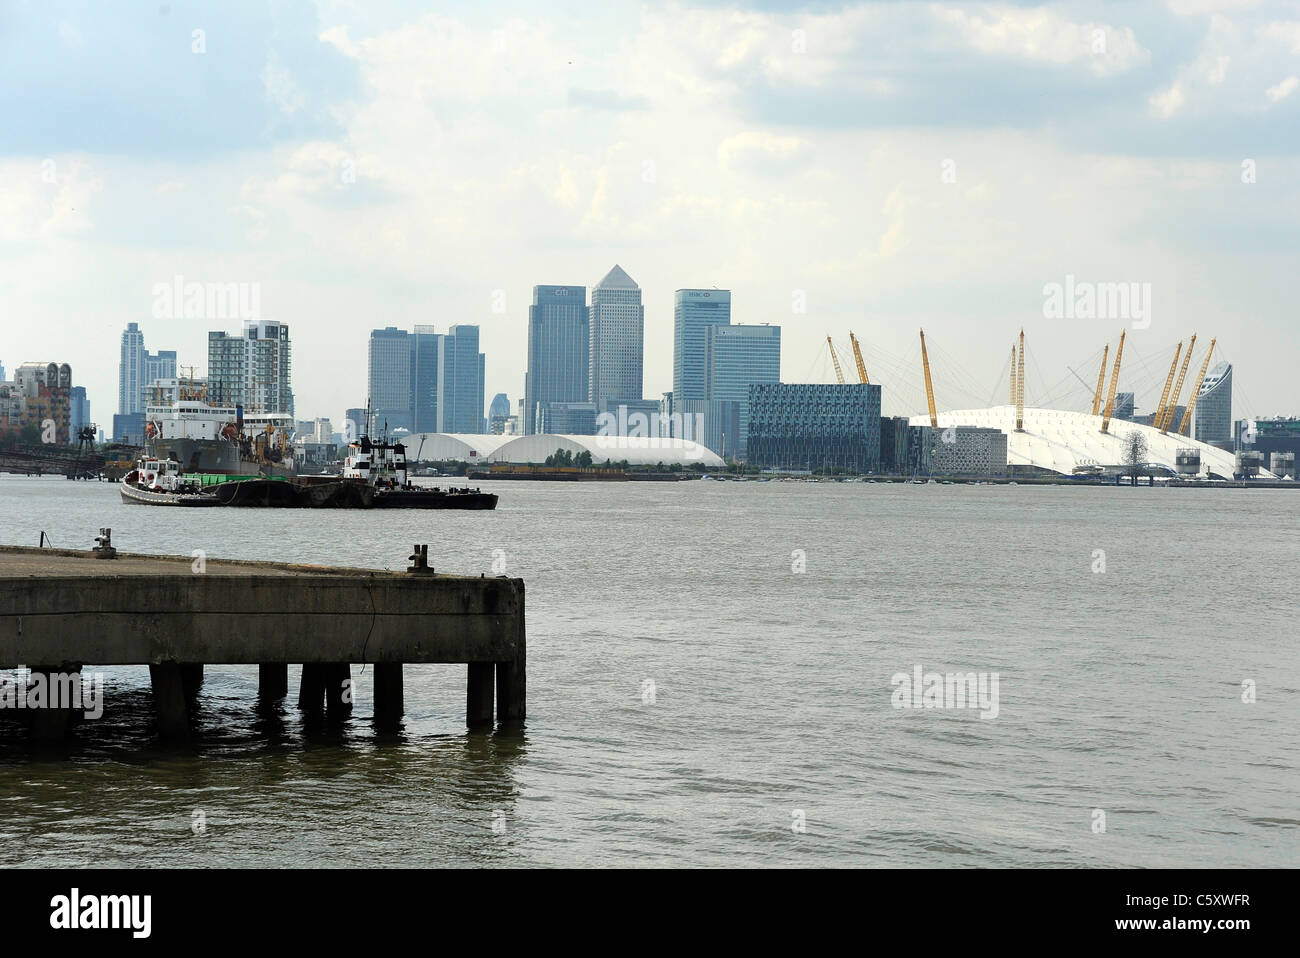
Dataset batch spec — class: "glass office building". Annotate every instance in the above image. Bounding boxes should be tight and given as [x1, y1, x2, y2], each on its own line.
[524, 285, 589, 434]
[589, 265, 644, 407]
[704, 323, 781, 459]
[673, 289, 731, 401]
[748, 383, 881, 472]
[1193, 361, 1232, 446]
[438, 325, 486, 434]
[367, 327, 413, 432]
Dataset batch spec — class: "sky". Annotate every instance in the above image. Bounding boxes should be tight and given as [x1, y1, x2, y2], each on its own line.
[2, 0, 1298, 427]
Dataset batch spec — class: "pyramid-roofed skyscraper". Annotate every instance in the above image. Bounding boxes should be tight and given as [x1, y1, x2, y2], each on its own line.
[588, 264, 644, 408]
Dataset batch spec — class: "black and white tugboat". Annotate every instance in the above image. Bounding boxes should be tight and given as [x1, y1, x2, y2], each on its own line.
[341, 436, 497, 510]
[119, 457, 222, 506]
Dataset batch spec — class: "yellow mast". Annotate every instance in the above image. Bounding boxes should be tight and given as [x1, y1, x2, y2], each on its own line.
[1100, 330, 1125, 433]
[827, 336, 845, 384]
[1091, 344, 1109, 416]
[1153, 342, 1183, 431]
[849, 332, 869, 384]
[1160, 333, 1196, 433]
[920, 329, 938, 428]
[1178, 338, 1215, 436]
[1015, 329, 1025, 432]
[1009, 345, 1017, 406]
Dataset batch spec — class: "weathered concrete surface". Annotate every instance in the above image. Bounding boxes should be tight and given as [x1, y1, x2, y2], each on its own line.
[0, 546, 525, 669]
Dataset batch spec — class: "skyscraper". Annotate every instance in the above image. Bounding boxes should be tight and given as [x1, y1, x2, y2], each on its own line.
[368, 327, 412, 432]
[705, 324, 781, 459]
[70, 386, 90, 436]
[118, 322, 179, 415]
[344, 407, 368, 440]
[524, 285, 588, 434]
[146, 350, 177, 390]
[365, 325, 484, 435]
[207, 320, 293, 415]
[438, 325, 486, 434]
[673, 289, 732, 400]
[1194, 361, 1232, 446]
[488, 393, 511, 434]
[410, 325, 440, 433]
[589, 265, 644, 407]
[118, 323, 145, 415]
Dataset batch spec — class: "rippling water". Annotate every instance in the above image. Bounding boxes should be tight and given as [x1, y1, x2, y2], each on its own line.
[1, 475, 1296, 867]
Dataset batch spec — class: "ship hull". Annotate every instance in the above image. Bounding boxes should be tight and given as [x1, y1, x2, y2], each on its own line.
[120, 483, 222, 507]
[147, 437, 295, 477]
[373, 489, 498, 509]
[213, 479, 301, 507]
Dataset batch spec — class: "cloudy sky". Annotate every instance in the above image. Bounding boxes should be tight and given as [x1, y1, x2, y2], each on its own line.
[2, 0, 1298, 425]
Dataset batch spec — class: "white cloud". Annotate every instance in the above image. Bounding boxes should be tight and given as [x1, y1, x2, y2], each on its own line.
[934, 6, 1150, 77]
[1265, 74, 1299, 101]
[1150, 81, 1187, 118]
[717, 131, 810, 175]
[1260, 20, 1300, 52]
[6, 2, 1300, 424]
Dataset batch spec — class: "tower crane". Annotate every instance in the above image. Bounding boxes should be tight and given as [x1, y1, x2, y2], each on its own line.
[849, 332, 869, 384]
[1091, 344, 1109, 416]
[1015, 329, 1026, 433]
[1152, 341, 1183, 431]
[1178, 338, 1215, 436]
[1160, 333, 1196, 433]
[1100, 330, 1126, 433]
[919, 329, 938, 429]
[827, 336, 845, 384]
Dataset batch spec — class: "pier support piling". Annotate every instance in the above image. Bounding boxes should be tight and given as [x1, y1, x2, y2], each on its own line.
[496, 658, 526, 724]
[298, 663, 325, 713]
[28, 665, 82, 741]
[259, 663, 288, 700]
[149, 662, 192, 742]
[467, 662, 494, 728]
[323, 663, 352, 715]
[180, 664, 203, 700]
[373, 663, 403, 727]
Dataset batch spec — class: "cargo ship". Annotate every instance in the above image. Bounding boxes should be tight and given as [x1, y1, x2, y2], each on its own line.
[143, 388, 296, 477]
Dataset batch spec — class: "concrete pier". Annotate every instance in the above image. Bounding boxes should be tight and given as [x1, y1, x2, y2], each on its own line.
[0, 545, 526, 742]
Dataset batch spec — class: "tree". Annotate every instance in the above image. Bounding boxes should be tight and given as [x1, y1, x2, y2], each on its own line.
[20, 423, 41, 446]
[1122, 430, 1149, 485]
[575, 450, 593, 467]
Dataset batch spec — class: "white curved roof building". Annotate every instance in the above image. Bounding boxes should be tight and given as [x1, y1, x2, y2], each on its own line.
[908, 405, 1267, 478]
[403, 432, 724, 467]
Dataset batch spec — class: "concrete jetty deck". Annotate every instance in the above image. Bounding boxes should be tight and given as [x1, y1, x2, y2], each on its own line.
[0, 542, 525, 741]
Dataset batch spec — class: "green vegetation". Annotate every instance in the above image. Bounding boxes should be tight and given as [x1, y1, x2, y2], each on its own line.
[543, 448, 593, 467]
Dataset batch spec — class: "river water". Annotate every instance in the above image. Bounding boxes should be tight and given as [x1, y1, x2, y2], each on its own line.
[0, 475, 1296, 867]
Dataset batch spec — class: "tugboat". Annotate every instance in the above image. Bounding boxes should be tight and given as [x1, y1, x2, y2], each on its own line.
[341, 436, 498, 510]
[120, 457, 222, 506]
